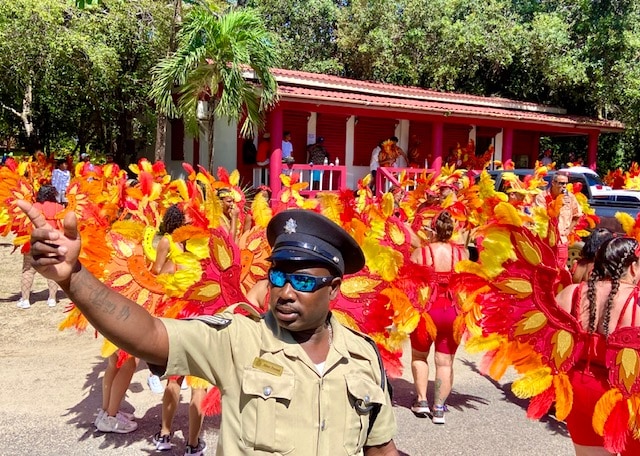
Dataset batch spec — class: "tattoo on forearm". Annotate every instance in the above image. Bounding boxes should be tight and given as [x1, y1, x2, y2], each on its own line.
[87, 282, 129, 321]
[117, 305, 130, 321]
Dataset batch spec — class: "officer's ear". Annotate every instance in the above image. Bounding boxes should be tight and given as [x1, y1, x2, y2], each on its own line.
[328, 277, 342, 300]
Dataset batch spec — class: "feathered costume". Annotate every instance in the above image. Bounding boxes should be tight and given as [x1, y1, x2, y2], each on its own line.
[454, 200, 640, 454]
[3, 154, 613, 427]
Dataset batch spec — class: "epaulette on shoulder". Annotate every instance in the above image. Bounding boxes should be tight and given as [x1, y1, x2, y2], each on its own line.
[186, 314, 232, 328]
[185, 303, 263, 328]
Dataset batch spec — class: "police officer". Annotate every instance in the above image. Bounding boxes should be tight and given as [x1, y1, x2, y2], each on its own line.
[19, 203, 399, 456]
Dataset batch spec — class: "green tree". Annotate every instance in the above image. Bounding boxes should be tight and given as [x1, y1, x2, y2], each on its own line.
[246, 0, 341, 74]
[151, 2, 279, 171]
[0, 0, 171, 159]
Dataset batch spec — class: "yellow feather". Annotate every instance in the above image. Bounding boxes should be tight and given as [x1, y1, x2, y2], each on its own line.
[617, 348, 640, 394]
[617, 212, 636, 236]
[340, 276, 382, 297]
[494, 202, 524, 226]
[513, 232, 542, 266]
[593, 388, 623, 436]
[464, 334, 503, 354]
[101, 339, 118, 358]
[361, 238, 403, 281]
[512, 367, 553, 399]
[251, 193, 273, 228]
[553, 373, 573, 421]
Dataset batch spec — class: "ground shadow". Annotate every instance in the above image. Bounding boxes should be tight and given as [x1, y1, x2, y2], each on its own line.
[62, 357, 221, 454]
[0, 286, 67, 304]
[389, 377, 489, 413]
[460, 358, 569, 438]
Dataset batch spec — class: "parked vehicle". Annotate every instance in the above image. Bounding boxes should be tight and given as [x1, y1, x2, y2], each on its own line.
[489, 169, 640, 232]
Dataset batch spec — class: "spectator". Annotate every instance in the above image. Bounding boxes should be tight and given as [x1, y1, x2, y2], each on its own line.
[281, 131, 294, 164]
[541, 149, 553, 166]
[51, 159, 71, 205]
[306, 137, 329, 186]
[242, 137, 258, 165]
[369, 140, 383, 192]
[534, 171, 582, 269]
[255, 133, 271, 186]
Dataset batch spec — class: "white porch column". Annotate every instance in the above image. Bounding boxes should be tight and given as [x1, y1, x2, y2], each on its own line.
[345, 115, 356, 188]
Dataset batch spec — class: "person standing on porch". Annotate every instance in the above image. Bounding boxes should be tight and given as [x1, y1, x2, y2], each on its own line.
[281, 131, 294, 164]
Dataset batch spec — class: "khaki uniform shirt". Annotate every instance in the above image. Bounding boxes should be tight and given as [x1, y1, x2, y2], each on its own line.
[535, 189, 582, 244]
[158, 309, 396, 456]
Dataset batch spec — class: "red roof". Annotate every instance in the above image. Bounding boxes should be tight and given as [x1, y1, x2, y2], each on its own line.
[250, 68, 624, 133]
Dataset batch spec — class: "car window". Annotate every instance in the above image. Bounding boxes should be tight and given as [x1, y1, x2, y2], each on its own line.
[616, 195, 640, 203]
[583, 173, 605, 187]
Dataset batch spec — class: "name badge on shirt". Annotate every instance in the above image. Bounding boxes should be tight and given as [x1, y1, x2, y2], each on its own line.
[252, 357, 283, 377]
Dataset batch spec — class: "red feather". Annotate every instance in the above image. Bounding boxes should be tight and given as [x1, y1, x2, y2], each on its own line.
[603, 400, 630, 454]
[201, 386, 222, 416]
[526, 385, 555, 419]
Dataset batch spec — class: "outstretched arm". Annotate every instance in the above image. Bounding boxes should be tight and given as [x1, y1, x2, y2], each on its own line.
[18, 200, 169, 366]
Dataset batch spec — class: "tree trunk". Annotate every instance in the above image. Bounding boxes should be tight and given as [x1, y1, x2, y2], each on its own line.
[154, 113, 167, 162]
[1, 80, 34, 139]
[153, 0, 182, 162]
[207, 113, 215, 173]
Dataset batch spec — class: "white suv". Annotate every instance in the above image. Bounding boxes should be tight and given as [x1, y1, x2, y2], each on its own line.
[558, 167, 612, 196]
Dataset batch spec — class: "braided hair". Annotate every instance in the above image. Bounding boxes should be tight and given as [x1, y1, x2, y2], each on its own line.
[587, 237, 639, 336]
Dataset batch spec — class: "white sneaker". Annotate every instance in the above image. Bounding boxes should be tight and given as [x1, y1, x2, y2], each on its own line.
[16, 298, 30, 309]
[147, 375, 165, 394]
[117, 410, 135, 421]
[96, 413, 138, 433]
[94, 408, 105, 428]
[47, 298, 57, 307]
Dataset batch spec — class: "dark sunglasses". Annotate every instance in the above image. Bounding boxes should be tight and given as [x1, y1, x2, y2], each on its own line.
[268, 269, 336, 292]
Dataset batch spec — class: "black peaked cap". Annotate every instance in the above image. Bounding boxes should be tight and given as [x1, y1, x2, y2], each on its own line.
[267, 209, 365, 276]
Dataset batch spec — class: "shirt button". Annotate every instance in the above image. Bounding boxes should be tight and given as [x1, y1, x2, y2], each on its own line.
[364, 395, 370, 403]
[263, 386, 272, 396]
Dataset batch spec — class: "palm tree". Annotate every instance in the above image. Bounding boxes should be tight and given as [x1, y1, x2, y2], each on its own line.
[150, 2, 279, 172]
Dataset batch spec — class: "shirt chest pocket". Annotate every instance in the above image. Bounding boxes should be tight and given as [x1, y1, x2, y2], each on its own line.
[241, 368, 295, 453]
[343, 374, 387, 453]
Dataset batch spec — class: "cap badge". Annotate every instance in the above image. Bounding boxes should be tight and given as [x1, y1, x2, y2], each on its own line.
[284, 218, 297, 234]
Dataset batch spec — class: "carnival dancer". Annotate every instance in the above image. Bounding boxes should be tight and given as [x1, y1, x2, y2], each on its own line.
[555, 237, 640, 455]
[570, 228, 614, 283]
[454, 204, 640, 456]
[150, 204, 209, 455]
[408, 209, 468, 424]
[17, 185, 62, 309]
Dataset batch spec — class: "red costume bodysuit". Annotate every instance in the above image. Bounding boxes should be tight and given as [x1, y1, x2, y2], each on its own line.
[410, 244, 465, 355]
[566, 283, 640, 454]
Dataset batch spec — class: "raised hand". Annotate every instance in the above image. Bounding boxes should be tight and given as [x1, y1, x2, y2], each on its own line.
[17, 200, 81, 284]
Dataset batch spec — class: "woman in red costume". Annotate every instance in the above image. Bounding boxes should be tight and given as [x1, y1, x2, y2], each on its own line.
[408, 210, 468, 424]
[556, 237, 640, 456]
[570, 228, 614, 284]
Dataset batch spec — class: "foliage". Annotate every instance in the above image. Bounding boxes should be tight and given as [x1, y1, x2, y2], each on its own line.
[0, 0, 171, 159]
[245, 0, 342, 74]
[248, 0, 640, 169]
[150, 1, 280, 167]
